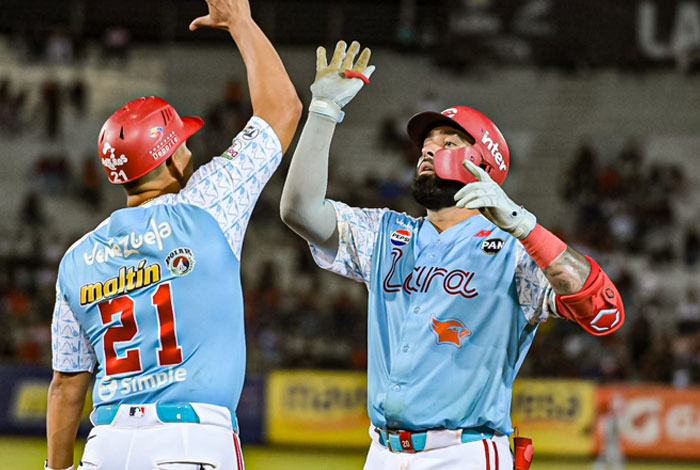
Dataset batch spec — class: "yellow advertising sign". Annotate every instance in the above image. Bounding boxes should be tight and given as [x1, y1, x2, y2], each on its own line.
[511, 378, 595, 455]
[266, 370, 370, 447]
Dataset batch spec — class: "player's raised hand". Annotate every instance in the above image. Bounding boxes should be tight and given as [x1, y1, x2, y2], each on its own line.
[189, 0, 252, 32]
[454, 159, 536, 239]
[309, 40, 375, 123]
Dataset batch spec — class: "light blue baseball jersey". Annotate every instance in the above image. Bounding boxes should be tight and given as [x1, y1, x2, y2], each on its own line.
[310, 201, 558, 435]
[51, 117, 281, 420]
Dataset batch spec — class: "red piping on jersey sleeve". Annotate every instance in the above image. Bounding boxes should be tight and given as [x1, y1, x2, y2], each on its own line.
[555, 256, 625, 336]
[519, 224, 568, 270]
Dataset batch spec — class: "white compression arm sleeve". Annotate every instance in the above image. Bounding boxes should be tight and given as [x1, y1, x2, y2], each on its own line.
[280, 112, 340, 255]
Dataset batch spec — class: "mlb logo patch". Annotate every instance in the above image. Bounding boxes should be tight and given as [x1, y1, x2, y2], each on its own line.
[481, 238, 504, 255]
[390, 229, 412, 247]
[129, 406, 145, 417]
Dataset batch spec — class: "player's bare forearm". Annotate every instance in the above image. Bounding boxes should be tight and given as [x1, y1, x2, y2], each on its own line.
[189, 0, 301, 152]
[227, 19, 301, 151]
[47, 371, 91, 468]
[543, 246, 591, 295]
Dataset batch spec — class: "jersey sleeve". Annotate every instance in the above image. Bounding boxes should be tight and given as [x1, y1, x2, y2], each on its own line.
[51, 284, 96, 373]
[166, 116, 283, 259]
[309, 200, 388, 285]
[514, 242, 560, 324]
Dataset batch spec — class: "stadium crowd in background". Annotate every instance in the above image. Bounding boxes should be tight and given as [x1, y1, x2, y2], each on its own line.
[0, 0, 699, 391]
[1, 120, 699, 386]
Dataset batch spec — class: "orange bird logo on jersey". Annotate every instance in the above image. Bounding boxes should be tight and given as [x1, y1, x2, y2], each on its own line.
[430, 316, 472, 348]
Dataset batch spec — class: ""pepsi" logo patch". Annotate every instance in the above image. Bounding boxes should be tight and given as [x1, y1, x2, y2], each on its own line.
[390, 229, 412, 247]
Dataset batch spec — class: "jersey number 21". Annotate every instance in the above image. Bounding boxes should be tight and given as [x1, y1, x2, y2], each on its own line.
[98, 282, 183, 376]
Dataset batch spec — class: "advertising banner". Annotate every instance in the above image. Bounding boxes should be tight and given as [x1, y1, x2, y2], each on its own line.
[237, 374, 264, 444]
[0, 365, 263, 441]
[511, 378, 596, 455]
[265, 370, 370, 447]
[0, 365, 92, 435]
[595, 385, 700, 459]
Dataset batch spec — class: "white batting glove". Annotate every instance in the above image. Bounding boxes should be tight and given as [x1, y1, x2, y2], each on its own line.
[454, 159, 536, 239]
[309, 40, 375, 123]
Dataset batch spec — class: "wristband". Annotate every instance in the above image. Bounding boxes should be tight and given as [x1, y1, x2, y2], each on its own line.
[344, 69, 370, 84]
[44, 461, 74, 470]
[309, 97, 344, 123]
[519, 224, 567, 270]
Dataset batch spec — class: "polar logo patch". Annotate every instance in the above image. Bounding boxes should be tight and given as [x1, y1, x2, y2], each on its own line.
[481, 238, 504, 255]
[165, 247, 196, 277]
[390, 229, 412, 247]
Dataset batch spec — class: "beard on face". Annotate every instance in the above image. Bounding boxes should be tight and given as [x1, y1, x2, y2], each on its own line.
[411, 172, 465, 211]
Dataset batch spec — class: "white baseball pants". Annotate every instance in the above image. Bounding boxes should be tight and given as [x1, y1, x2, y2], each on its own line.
[78, 404, 243, 470]
[363, 433, 512, 470]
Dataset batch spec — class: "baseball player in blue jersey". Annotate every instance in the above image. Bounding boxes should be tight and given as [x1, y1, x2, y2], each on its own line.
[45, 1, 301, 469]
[280, 41, 625, 470]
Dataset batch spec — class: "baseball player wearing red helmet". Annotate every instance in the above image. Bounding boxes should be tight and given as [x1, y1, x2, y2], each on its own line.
[281, 42, 624, 469]
[45, 1, 301, 469]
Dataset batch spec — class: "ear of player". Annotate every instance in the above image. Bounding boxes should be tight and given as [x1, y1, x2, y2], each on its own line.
[454, 159, 536, 239]
[309, 40, 375, 123]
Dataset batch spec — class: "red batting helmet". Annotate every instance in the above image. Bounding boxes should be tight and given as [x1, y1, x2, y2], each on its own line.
[406, 106, 510, 185]
[98, 96, 203, 184]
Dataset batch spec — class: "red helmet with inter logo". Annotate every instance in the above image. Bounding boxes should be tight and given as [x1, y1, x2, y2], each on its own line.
[406, 106, 510, 185]
[98, 96, 203, 184]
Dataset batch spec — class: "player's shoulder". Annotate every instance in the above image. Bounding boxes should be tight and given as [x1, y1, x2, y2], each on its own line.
[474, 215, 515, 238]
[217, 115, 281, 162]
[61, 215, 111, 263]
[382, 208, 420, 229]
[56, 214, 111, 285]
[245, 115, 282, 148]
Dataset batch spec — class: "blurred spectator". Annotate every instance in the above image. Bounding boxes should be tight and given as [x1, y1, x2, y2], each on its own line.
[562, 140, 599, 205]
[593, 394, 625, 470]
[616, 138, 644, 197]
[677, 287, 700, 329]
[683, 224, 700, 266]
[0, 78, 11, 133]
[33, 151, 72, 194]
[78, 154, 102, 210]
[41, 79, 62, 140]
[674, 287, 700, 386]
[377, 114, 409, 152]
[102, 25, 131, 64]
[628, 312, 652, 367]
[68, 78, 88, 117]
[19, 192, 45, 228]
[0, 79, 27, 135]
[45, 28, 74, 64]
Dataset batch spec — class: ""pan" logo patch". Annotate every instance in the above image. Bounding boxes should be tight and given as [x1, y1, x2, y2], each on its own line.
[481, 238, 504, 255]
